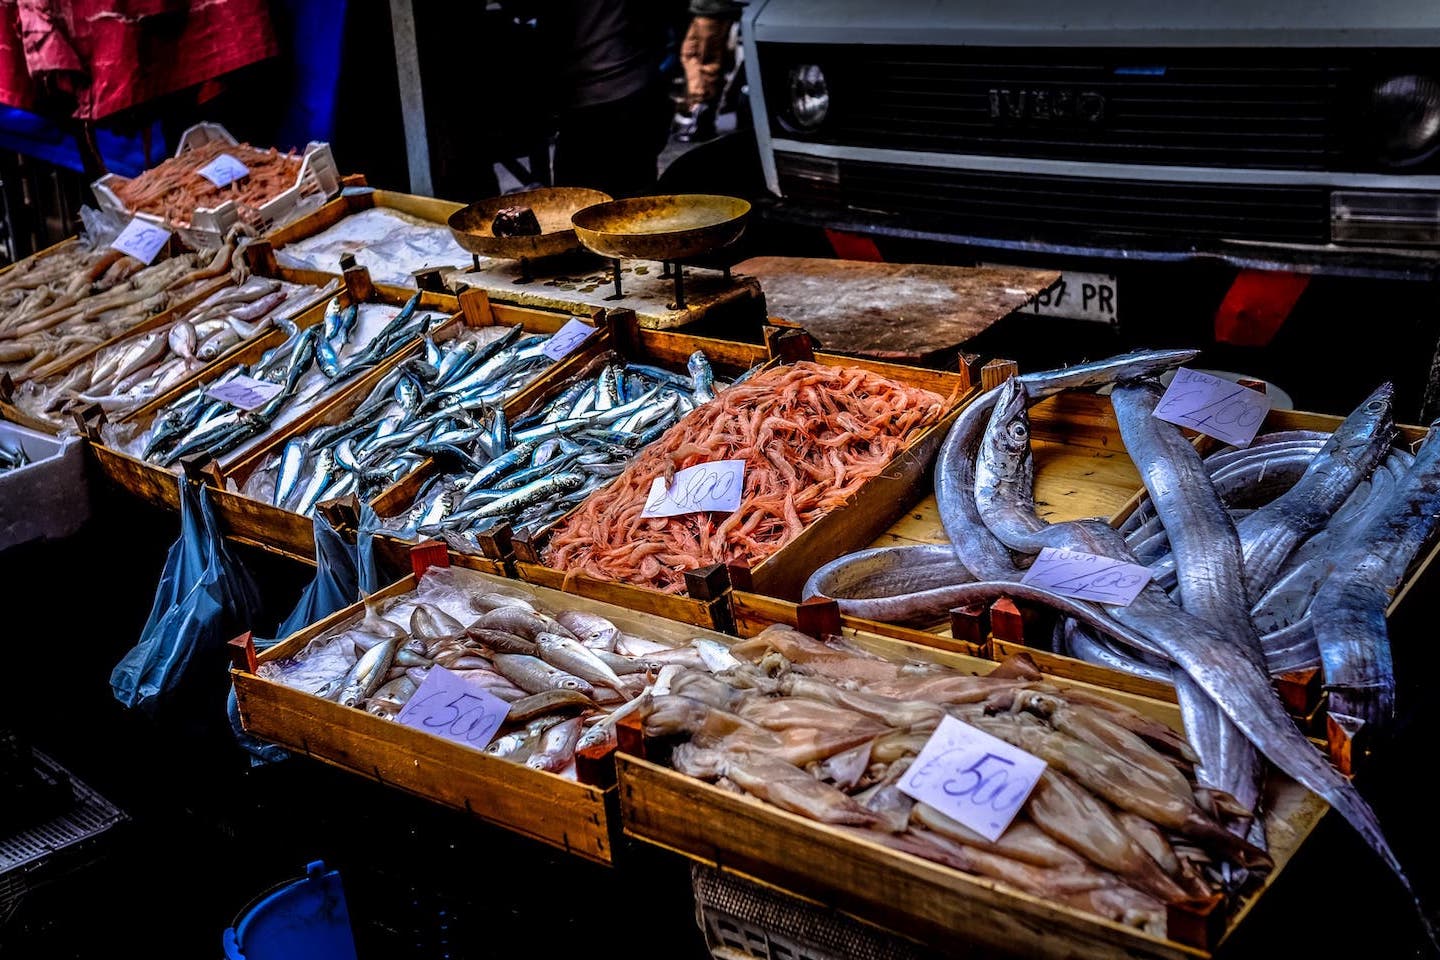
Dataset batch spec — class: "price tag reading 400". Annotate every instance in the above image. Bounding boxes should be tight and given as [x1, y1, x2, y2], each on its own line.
[1020, 546, 1152, 606]
[395, 666, 510, 751]
[1152, 368, 1270, 448]
[898, 715, 1047, 842]
[541, 317, 597, 362]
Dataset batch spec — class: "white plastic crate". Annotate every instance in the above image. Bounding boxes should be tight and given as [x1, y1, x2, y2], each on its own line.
[691, 865, 936, 960]
[0, 420, 88, 549]
[92, 121, 341, 250]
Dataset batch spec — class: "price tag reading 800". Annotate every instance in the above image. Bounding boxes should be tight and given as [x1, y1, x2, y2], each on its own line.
[395, 666, 510, 750]
[641, 460, 745, 518]
[1151, 368, 1270, 448]
[898, 715, 1046, 842]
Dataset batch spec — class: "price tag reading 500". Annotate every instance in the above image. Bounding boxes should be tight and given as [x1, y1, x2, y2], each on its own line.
[898, 715, 1047, 842]
[395, 666, 510, 751]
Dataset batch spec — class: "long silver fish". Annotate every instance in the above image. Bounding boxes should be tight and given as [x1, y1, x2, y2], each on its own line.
[1311, 422, 1440, 726]
[1111, 378, 1266, 853]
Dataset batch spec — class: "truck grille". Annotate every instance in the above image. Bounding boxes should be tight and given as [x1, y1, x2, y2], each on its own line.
[762, 44, 1359, 170]
[776, 154, 1331, 246]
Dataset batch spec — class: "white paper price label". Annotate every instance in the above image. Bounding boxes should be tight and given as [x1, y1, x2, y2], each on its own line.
[110, 218, 171, 264]
[206, 374, 283, 411]
[541, 318, 596, 362]
[196, 153, 251, 188]
[641, 460, 745, 518]
[1020, 546, 1152, 606]
[395, 666, 510, 750]
[1152, 368, 1270, 447]
[898, 715, 1046, 842]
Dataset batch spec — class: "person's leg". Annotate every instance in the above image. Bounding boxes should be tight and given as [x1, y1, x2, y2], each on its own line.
[680, 18, 706, 110]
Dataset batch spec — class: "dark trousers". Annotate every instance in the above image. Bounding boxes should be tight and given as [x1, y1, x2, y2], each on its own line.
[554, 83, 671, 198]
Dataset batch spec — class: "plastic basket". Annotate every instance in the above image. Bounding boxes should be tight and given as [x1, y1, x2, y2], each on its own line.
[92, 122, 341, 249]
[0, 750, 127, 924]
[690, 864, 937, 960]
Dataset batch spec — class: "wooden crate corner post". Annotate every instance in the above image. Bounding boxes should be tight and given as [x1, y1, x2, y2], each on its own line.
[410, 540, 451, 580]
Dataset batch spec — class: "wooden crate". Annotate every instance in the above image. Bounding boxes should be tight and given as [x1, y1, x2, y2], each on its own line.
[839, 390, 1440, 732]
[214, 290, 598, 560]
[507, 324, 977, 630]
[0, 265, 337, 435]
[231, 556, 745, 864]
[615, 618, 1327, 960]
[88, 277, 462, 553]
[260, 187, 468, 280]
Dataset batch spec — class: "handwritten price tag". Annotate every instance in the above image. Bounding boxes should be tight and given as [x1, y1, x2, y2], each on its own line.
[1021, 546, 1152, 606]
[110, 218, 171, 264]
[1152, 368, 1270, 447]
[541, 318, 597, 362]
[196, 153, 251, 188]
[899, 715, 1046, 842]
[641, 460, 745, 518]
[395, 666, 510, 751]
[206, 374, 283, 411]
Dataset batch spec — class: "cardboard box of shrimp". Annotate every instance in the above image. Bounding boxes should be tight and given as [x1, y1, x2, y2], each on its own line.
[217, 287, 618, 568]
[778, 368, 1440, 777]
[87, 266, 463, 559]
[92, 122, 342, 251]
[614, 615, 1329, 960]
[0, 248, 338, 436]
[229, 550, 764, 866]
[489, 324, 979, 632]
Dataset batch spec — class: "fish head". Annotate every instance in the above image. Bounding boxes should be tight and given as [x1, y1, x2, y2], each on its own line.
[981, 377, 1034, 482]
[1330, 381, 1396, 462]
[556, 675, 595, 697]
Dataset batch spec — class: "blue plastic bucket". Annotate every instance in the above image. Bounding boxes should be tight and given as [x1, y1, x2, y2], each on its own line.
[222, 860, 357, 960]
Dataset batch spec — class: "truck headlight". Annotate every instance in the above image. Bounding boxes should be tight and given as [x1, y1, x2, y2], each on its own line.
[1370, 75, 1440, 165]
[785, 64, 829, 132]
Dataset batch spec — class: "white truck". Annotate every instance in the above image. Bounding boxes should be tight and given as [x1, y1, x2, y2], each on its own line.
[738, 0, 1440, 414]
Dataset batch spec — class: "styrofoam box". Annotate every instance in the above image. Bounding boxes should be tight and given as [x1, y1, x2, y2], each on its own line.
[92, 122, 341, 250]
[0, 421, 88, 550]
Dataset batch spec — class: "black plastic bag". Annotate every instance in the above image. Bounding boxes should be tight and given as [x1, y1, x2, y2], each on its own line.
[111, 482, 261, 710]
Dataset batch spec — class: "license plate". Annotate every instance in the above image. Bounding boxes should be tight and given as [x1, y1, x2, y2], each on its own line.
[984, 265, 1120, 324]
[1027, 271, 1119, 324]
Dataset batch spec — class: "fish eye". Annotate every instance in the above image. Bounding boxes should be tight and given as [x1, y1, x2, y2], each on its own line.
[1366, 400, 1386, 413]
[1007, 422, 1028, 440]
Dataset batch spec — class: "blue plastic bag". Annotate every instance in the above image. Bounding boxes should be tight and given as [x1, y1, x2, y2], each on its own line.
[111, 482, 261, 710]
